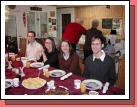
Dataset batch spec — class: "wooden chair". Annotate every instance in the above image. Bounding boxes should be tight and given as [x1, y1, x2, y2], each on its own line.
[79, 63, 84, 76]
[36, 38, 45, 48]
[19, 38, 27, 57]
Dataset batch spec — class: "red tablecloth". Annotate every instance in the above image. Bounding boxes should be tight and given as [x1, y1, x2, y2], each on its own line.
[5, 61, 125, 95]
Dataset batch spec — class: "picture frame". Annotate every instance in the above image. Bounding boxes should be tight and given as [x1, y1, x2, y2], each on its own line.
[49, 25, 53, 32]
[49, 18, 51, 23]
[50, 11, 55, 17]
[52, 19, 56, 25]
[53, 26, 56, 31]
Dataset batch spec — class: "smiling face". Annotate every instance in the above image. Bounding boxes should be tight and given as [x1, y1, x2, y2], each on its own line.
[61, 41, 70, 54]
[91, 38, 104, 55]
[45, 39, 52, 51]
[27, 32, 35, 43]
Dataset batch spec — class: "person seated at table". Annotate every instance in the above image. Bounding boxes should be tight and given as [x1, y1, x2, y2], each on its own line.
[58, 40, 81, 76]
[36, 37, 60, 69]
[83, 35, 116, 86]
[26, 31, 43, 60]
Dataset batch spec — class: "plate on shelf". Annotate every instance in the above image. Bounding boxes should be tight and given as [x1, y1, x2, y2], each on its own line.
[22, 77, 46, 89]
[5, 79, 13, 89]
[81, 79, 103, 91]
[44, 86, 69, 95]
[30, 62, 44, 68]
[50, 70, 66, 77]
[16, 57, 28, 61]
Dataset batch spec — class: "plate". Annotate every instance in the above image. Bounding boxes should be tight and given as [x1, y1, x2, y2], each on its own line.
[5, 79, 13, 89]
[22, 77, 46, 89]
[50, 70, 66, 77]
[30, 62, 44, 68]
[44, 86, 69, 95]
[5, 53, 16, 57]
[16, 57, 28, 61]
[82, 79, 103, 91]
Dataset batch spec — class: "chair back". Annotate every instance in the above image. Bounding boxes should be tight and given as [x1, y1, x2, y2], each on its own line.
[19, 38, 27, 57]
[36, 38, 45, 48]
[79, 64, 84, 76]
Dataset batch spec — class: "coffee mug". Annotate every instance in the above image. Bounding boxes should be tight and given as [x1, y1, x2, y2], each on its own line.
[74, 79, 81, 89]
[13, 78, 19, 87]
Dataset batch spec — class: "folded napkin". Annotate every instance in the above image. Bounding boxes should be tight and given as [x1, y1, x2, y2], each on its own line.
[102, 82, 109, 93]
[38, 64, 50, 70]
[60, 72, 73, 80]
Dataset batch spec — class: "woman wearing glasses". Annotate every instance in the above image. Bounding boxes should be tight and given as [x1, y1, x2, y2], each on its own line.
[58, 40, 81, 76]
[36, 37, 59, 69]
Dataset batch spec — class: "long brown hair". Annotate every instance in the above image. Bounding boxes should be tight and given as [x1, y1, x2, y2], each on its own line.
[59, 40, 74, 58]
[45, 37, 56, 52]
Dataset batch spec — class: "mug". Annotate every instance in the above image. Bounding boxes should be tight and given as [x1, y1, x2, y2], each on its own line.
[74, 79, 81, 89]
[13, 78, 19, 87]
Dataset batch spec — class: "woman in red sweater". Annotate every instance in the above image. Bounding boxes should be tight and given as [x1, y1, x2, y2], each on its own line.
[58, 40, 81, 76]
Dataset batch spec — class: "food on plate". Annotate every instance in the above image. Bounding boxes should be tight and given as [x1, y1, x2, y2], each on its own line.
[22, 77, 45, 89]
[44, 86, 69, 95]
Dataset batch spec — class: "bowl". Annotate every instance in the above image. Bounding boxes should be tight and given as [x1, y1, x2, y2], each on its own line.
[89, 91, 99, 95]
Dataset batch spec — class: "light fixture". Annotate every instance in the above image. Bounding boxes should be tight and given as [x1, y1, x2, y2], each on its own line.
[5, 5, 10, 21]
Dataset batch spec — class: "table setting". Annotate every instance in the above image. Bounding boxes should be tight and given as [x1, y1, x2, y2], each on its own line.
[5, 56, 125, 95]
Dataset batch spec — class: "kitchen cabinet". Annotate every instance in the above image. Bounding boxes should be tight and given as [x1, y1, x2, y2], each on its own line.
[27, 11, 47, 37]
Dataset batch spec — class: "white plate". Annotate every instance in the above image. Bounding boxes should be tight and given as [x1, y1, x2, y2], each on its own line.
[30, 62, 44, 68]
[50, 70, 66, 77]
[5, 79, 13, 89]
[5, 53, 16, 57]
[22, 77, 46, 89]
[82, 79, 103, 91]
[16, 57, 28, 61]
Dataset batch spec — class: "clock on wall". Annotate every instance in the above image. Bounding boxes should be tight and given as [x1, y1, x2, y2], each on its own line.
[8, 5, 16, 9]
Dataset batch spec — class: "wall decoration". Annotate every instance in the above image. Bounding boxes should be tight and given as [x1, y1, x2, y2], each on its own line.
[49, 25, 53, 32]
[102, 19, 112, 29]
[23, 12, 26, 27]
[49, 18, 51, 23]
[50, 11, 55, 17]
[52, 19, 56, 25]
[53, 26, 56, 31]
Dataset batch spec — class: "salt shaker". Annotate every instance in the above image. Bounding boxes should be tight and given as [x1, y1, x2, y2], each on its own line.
[47, 82, 51, 89]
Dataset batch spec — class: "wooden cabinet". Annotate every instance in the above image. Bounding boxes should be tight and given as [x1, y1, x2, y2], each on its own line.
[116, 58, 125, 90]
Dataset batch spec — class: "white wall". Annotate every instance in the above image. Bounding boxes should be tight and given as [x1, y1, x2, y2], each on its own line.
[57, 8, 75, 39]
[9, 5, 57, 38]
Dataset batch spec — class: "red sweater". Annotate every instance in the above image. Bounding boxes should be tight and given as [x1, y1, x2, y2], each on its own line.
[62, 23, 86, 44]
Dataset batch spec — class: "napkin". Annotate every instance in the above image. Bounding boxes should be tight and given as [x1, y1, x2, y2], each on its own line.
[38, 64, 50, 70]
[60, 72, 73, 80]
[102, 82, 109, 93]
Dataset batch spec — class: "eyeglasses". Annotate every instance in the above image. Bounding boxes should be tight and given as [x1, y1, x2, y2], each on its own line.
[45, 42, 52, 44]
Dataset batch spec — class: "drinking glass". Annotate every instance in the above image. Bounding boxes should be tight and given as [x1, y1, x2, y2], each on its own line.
[80, 83, 86, 94]
[45, 71, 50, 78]
[11, 55, 15, 61]
[26, 62, 30, 68]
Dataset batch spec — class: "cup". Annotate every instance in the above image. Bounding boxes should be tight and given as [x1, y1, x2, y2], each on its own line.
[89, 91, 99, 95]
[22, 60, 27, 67]
[26, 62, 30, 68]
[43, 68, 48, 75]
[13, 78, 19, 87]
[80, 83, 86, 94]
[74, 79, 81, 89]
[11, 55, 15, 61]
[45, 71, 50, 78]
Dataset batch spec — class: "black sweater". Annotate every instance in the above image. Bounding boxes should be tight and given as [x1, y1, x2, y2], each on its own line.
[37, 49, 60, 69]
[83, 54, 116, 86]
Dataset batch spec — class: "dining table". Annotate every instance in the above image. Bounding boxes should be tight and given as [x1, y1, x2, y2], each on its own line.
[5, 57, 125, 95]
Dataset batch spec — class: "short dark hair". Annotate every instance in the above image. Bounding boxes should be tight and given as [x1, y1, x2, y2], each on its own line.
[45, 37, 56, 52]
[27, 31, 36, 37]
[91, 35, 106, 44]
[59, 40, 74, 58]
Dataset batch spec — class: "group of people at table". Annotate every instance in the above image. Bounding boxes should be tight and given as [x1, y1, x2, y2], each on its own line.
[24, 17, 116, 87]
[6, 18, 119, 95]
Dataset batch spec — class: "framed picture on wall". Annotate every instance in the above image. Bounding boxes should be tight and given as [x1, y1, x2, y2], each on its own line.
[50, 11, 55, 17]
[49, 25, 53, 32]
[49, 18, 51, 23]
[53, 26, 56, 31]
[52, 19, 56, 25]
[102, 18, 112, 29]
